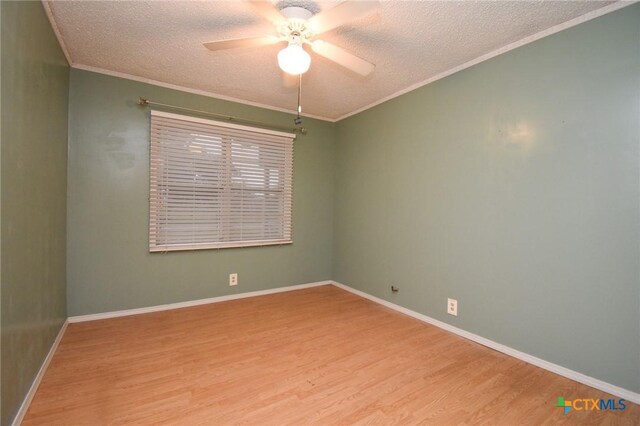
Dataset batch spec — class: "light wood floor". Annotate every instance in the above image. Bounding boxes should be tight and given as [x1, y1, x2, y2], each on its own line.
[24, 285, 638, 425]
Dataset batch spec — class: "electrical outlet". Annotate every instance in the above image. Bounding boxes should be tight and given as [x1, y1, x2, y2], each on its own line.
[229, 273, 238, 286]
[447, 298, 458, 316]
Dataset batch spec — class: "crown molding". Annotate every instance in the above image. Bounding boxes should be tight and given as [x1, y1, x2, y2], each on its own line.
[41, 0, 635, 123]
[335, 1, 637, 121]
[41, 0, 72, 66]
[72, 64, 336, 123]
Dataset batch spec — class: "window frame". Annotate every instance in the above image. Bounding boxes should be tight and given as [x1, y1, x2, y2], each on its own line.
[148, 110, 295, 252]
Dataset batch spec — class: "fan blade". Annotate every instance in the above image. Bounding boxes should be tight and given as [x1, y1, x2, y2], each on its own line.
[204, 36, 279, 51]
[247, 1, 286, 25]
[309, 1, 379, 35]
[311, 40, 375, 76]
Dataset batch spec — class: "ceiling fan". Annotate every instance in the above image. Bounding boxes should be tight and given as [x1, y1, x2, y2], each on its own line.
[203, 1, 379, 77]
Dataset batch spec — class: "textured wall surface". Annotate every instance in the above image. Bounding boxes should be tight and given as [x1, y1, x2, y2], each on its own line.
[333, 5, 640, 392]
[67, 69, 335, 316]
[0, 2, 69, 424]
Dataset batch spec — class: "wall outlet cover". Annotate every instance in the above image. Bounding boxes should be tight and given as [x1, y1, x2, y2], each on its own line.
[229, 273, 238, 286]
[447, 298, 458, 316]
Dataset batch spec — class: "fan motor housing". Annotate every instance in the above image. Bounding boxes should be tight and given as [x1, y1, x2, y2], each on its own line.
[278, 6, 314, 42]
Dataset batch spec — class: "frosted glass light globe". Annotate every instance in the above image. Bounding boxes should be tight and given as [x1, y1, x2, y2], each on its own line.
[277, 44, 311, 75]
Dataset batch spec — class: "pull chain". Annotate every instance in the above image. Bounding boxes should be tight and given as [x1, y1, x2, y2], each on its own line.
[294, 73, 303, 126]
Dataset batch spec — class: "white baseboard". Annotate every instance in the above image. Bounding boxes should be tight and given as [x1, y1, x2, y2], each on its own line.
[330, 281, 640, 405]
[13, 280, 332, 424]
[68, 280, 333, 323]
[12, 320, 69, 426]
[13, 279, 638, 426]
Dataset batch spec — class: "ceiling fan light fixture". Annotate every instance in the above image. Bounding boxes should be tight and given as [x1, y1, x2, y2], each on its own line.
[278, 43, 311, 75]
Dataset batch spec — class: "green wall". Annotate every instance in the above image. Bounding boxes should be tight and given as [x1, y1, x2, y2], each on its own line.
[1, 1, 69, 424]
[333, 5, 640, 393]
[67, 69, 335, 316]
[3, 3, 637, 419]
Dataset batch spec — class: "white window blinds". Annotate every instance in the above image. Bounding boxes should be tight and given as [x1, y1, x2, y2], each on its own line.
[149, 110, 294, 252]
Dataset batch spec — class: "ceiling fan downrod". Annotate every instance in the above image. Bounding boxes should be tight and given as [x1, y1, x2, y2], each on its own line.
[295, 73, 303, 126]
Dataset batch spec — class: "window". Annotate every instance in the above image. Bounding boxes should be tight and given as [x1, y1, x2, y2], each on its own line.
[149, 111, 294, 252]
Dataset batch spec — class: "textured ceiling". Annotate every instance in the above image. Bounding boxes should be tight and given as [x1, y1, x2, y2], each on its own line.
[46, 0, 623, 121]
